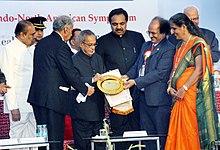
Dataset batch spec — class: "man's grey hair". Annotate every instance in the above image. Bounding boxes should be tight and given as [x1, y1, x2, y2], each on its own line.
[78, 29, 96, 43]
[183, 6, 199, 14]
[53, 15, 73, 31]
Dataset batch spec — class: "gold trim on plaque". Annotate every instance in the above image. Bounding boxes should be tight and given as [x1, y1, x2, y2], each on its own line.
[97, 75, 124, 95]
[112, 101, 134, 115]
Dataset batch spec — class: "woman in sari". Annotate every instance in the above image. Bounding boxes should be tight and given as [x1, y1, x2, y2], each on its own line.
[165, 13, 220, 150]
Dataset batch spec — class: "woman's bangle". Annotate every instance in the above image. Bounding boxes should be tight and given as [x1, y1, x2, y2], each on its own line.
[183, 85, 188, 91]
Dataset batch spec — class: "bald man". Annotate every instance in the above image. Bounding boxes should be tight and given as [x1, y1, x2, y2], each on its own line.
[168, 6, 220, 63]
[1, 20, 36, 140]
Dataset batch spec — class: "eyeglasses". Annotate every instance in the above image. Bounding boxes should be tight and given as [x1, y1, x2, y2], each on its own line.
[190, 16, 199, 21]
[146, 31, 159, 35]
[83, 41, 97, 47]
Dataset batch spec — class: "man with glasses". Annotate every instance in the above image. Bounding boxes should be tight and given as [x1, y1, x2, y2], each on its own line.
[168, 6, 220, 63]
[124, 16, 175, 150]
[71, 29, 105, 150]
[96, 8, 145, 150]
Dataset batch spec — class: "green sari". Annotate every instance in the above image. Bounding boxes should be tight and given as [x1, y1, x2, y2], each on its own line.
[195, 39, 220, 149]
[169, 38, 220, 149]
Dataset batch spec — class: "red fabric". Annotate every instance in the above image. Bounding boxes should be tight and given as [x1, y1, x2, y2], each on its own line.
[216, 91, 220, 113]
[64, 115, 73, 140]
[0, 99, 10, 139]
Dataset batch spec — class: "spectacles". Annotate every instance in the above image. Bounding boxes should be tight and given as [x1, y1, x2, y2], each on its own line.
[83, 41, 97, 47]
[190, 16, 199, 21]
[147, 31, 159, 35]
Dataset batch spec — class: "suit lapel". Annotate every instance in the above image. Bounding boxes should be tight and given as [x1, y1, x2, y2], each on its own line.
[149, 38, 167, 57]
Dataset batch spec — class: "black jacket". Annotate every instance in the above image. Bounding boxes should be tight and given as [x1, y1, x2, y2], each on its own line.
[28, 32, 87, 114]
[71, 51, 105, 121]
[96, 30, 145, 74]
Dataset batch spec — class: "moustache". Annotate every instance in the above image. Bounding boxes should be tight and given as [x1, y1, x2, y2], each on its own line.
[116, 29, 123, 32]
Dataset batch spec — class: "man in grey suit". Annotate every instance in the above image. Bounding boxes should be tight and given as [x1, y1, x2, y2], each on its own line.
[28, 15, 94, 150]
[124, 17, 175, 150]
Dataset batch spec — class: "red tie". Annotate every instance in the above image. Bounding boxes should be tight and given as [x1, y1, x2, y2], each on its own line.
[150, 44, 155, 51]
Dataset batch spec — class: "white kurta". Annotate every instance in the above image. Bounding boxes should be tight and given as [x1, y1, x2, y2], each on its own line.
[1, 38, 34, 112]
[1, 38, 36, 140]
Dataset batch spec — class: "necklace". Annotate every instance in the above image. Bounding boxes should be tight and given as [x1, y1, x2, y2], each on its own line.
[171, 35, 192, 78]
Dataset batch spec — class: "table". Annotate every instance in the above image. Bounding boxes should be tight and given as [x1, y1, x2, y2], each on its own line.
[90, 136, 160, 150]
[0, 142, 49, 149]
[214, 140, 220, 150]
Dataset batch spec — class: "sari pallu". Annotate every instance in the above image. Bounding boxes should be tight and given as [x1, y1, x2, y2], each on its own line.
[165, 38, 220, 150]
[195, 39, 220, 149]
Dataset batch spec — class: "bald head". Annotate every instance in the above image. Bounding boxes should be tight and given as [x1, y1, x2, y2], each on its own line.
[184, 6, 199, 26]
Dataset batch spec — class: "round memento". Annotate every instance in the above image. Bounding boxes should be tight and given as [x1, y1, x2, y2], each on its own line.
[97, 75, 124, 95]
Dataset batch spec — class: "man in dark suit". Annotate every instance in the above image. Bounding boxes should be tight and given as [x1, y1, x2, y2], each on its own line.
[124, 17, 175, 150]
[71, 29, 105, 150]
[95, 8, 145, 150]
[68, 28, 81, 54]
[168, 6, 220, 63]
[27, 15, 94, 150]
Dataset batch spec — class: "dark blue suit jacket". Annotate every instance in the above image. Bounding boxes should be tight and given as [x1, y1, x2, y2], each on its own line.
[200, 28, 220, 62]
[126, 38, 175, 106]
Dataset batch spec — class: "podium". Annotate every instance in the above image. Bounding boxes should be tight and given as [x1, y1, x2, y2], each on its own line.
[0, 142, 49, 149]
[0, 138, 49, 149]
[89, 135, 160, 150]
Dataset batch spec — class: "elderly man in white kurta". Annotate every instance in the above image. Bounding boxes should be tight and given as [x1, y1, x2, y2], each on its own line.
[1, 20, 36, 139]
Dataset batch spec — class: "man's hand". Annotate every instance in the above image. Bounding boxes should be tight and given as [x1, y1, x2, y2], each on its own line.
[124, 79, 135, 89]
[11, 109, 21, 121]
[121, 75, 129, 80]
[92, 73, 104, 83]
[0, 84, 11, 94]
[86, 85, 95, 96]
[169, 87, 177, 98]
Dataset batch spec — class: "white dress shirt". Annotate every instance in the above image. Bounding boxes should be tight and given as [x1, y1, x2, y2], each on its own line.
[67, 41, 78, 54]
[1, 38, 34, 112]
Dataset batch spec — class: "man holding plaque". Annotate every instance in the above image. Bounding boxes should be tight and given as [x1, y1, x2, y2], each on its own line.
[71, 30, 105, 150]
[124, 17, 175, 150]
[96, 8, 145, 150]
